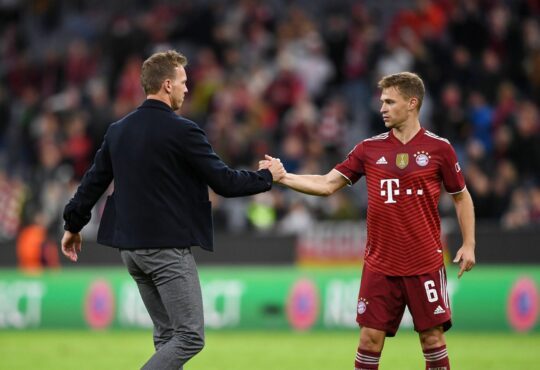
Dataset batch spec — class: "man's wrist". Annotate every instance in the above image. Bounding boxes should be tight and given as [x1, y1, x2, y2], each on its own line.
[257, 168, 273, 188]
[462, 242, 475, 250]
[63, 224, 81, 233]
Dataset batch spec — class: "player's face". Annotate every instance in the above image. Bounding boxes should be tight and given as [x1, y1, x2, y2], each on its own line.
[169, 66, 188, 111]
[379, 87, 413, 129]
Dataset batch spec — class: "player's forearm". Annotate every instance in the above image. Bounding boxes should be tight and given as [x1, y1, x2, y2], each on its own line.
[454, 190, 476, 248]
[279, 173, 334, 196]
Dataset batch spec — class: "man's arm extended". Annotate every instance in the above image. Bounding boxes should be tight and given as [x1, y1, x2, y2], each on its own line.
[279, 169, 349, 196]
[260, 155, 348, 196]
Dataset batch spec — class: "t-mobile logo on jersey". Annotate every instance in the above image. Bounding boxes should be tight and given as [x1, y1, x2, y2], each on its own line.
[380, 179, 423, 204]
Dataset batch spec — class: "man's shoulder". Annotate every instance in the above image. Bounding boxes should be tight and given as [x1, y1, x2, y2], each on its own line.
[121, 108, 200, 130]
[176, 115, 200, 128]
[421, 130, 452, 147]
[344, 132, 390, 158]
[363, 131, 391, 144]
[147, 110, 199, 129]
[357, 131, 391, 151]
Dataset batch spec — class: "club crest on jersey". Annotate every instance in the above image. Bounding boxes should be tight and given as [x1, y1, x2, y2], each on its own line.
[396, 153, 409, 169]
[414, 151, 431, 167]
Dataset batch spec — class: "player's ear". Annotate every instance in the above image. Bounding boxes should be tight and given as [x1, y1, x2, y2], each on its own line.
[408, 97, 418, 111]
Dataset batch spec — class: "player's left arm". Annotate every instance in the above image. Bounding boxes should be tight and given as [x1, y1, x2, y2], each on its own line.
[451, 188, 476, 278]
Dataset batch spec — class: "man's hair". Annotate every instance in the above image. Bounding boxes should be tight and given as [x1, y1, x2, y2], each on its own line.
[140, 50, 188, 95]
[378, 72, 425, 111]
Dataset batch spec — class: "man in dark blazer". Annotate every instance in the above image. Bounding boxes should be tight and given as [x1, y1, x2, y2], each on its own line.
[61, 50, 285, 370]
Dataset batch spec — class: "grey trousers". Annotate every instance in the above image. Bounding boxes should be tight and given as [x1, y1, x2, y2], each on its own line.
[120, 247, 205, 370]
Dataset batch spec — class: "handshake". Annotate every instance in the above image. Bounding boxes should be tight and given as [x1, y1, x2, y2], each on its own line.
[259, 154, 287, 183]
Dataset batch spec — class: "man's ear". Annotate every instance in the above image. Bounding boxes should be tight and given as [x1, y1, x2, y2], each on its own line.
[163, 79, 172, 94]
[409, 97, 418, 111]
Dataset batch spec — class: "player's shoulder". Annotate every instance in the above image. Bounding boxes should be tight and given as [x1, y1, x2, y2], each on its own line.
[422, 130, 453, 148]
[362, 131, 391, 144]
[347, 131, 390, 155]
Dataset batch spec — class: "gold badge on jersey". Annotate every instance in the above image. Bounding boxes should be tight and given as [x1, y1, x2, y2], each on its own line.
[396, 153, 409, 169]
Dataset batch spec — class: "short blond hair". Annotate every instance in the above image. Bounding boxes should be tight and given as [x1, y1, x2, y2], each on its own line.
[140, 50, 188, 95]
[378, 72, 425, 111]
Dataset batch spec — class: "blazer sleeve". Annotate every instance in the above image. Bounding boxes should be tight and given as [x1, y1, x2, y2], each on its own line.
[63, 129, 114, 232]
[182, 122, 272, 197]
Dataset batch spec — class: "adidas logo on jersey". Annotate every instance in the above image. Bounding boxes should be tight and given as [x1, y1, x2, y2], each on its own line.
[376, 156, 388, 165]
[434, 305, 446, 315]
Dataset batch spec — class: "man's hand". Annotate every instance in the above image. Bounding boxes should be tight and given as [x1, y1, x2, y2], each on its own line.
[259, 154, 286, 182]
[258, 155, 273, 171]
[61, 231, 82, 262]
[453, 245, 475, 278]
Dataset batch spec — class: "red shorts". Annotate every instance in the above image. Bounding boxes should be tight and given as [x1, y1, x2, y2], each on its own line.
[356, 265, 452, 336]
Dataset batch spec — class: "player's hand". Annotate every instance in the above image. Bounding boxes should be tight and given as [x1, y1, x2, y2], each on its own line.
[258, 159, 271, 170]
[61, 231, 82, 262]
[453, 245, 475, 278]
[261, 154, 286, 182]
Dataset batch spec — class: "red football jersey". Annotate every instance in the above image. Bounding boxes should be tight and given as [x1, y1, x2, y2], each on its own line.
[335, 128, 465, 276]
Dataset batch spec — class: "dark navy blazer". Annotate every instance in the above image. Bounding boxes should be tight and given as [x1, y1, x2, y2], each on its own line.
[63, 99, 273, 251]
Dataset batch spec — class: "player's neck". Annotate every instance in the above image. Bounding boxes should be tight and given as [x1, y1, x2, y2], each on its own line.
[392, 120, 421, 144]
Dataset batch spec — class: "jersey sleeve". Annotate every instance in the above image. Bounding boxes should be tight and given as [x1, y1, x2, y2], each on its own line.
[334, 142, 365, 185]
[440, 143, 466, 194]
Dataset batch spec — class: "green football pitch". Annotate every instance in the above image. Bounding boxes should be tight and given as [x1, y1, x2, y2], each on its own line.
[1, 330, 538, 369]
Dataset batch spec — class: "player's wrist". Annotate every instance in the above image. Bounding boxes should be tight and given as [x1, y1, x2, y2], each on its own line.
[277, 172, 290, 185]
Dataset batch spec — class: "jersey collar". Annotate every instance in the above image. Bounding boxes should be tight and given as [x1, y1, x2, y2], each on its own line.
[389, 127, 425, 146]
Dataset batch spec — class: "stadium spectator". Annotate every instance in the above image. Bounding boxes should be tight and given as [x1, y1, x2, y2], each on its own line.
[0, 0, 539, 246]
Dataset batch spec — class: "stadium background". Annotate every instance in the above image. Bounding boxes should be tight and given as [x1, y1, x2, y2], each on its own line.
[0, 0, 539, 369]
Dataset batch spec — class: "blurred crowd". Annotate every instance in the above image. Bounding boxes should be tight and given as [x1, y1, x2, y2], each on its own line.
[0, 0, 539, 260]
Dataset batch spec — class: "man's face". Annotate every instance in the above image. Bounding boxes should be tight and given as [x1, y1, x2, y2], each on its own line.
[169, 66, 188, 111]
[379, 87, 414, 129]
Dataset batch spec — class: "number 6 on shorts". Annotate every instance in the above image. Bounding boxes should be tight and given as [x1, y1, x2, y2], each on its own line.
[424, 280, 438, 302]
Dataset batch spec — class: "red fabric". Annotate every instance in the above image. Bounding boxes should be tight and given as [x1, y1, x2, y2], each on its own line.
[356, 265, 452, 336]
[388, 2, 448, 40]
[355, 348, 380, 369]
[335, 128, 465, 276]
[264, 71, 305, 116]
[64, 135, 93, 179]
[424, 345, 450, 370]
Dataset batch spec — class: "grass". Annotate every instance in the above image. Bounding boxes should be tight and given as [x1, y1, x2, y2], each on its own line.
[0, 330, 539, 369]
